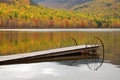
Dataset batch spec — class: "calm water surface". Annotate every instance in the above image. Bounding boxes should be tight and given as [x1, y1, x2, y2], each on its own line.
[0, 30, 120, 80]
[0, 30, 120, 65]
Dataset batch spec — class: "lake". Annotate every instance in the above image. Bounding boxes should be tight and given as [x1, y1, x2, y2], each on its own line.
[0, 29, 120, 65]
[0, 29, 120, 80]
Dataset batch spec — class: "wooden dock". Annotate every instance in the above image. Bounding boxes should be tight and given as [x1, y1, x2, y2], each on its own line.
[0, 45, 100, 65]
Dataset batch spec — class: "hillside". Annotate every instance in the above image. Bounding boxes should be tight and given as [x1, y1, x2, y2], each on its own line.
[72, 0, 120, 14]
[0, 0, 120, 28]
[0, 0, 35, 5]
[0, 2, 92, 28]
[32, 0, 92, 9]
[71, 0, 120, 27]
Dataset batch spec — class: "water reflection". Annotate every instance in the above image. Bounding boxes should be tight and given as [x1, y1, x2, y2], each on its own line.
[56, 60, 87, 66]
[0, 31, 120, 66]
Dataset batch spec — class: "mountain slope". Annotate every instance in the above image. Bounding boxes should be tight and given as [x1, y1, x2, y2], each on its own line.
[32, 0, 92, 9]
[0, 0, 120, 28]
[72, 0, 120, 15]
[71, 0, 120, 28]
[0, 0, 35, 5]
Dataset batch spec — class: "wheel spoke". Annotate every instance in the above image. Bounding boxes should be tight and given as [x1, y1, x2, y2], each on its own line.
[86, 37, 104, 70]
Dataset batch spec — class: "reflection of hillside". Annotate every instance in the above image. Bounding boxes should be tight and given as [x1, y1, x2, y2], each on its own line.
[106, 53, 120, 65]
[0, 31, 120, 65]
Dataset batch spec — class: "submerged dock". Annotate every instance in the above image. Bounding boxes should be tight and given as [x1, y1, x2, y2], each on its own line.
[0, 45, 100, 65]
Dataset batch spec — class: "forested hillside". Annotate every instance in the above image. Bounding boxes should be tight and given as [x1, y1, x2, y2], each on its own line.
[72, 0, 120, 15]
[0, 0, 120, 28]
[71, 0, 120, 27]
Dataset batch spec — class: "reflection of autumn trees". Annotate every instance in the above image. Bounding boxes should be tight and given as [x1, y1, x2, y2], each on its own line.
[0, 31, 120, 65]
[0, 31, 120, 57]
[0, 32, 118, 65]
[0, 3, 120, 28]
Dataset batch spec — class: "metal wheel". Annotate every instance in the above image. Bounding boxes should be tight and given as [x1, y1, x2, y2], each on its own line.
[85, 37, 104, 70]
[60, 37, 78, 66]
[61, 37, 78, 47]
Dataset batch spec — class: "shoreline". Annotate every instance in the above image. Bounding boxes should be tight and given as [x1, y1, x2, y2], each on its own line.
[0, 29, 120, 32]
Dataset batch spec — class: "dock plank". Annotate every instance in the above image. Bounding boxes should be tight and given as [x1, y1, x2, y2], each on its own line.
[0, 45, 99, 61]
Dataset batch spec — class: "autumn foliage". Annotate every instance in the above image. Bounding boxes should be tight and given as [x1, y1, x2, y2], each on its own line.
[0, 2, 120, 28]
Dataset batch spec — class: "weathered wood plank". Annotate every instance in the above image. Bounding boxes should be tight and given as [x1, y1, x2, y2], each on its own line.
[0, 45, 100, 65]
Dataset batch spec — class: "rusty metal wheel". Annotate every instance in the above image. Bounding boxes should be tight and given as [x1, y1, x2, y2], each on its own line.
[85, 37, 105, 70]
[61, 37, 78, 48]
